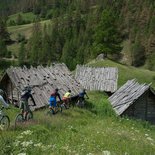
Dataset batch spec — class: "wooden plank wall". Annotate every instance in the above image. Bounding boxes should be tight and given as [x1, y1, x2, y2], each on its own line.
[5, 63, 82, 110]
[75, 65, 118, 93]
[109, 79, 151, 115]
[147, 92, 155, 123]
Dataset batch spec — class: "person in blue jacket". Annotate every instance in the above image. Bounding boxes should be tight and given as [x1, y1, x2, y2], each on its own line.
[49, 88, 62, 113]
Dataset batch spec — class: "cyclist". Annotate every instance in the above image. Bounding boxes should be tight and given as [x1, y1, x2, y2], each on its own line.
[20, 86, 36, 119]
[77, 89, 89, 107]
[0, 89, 9, 108]
[62, 89, 71, 108]
[49, 88, 62, 113]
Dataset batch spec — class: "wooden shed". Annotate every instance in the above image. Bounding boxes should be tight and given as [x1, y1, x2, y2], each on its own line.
[75, 65, 118, 93]
[109, 79, 155, 123]
[0, 63, 82, 110]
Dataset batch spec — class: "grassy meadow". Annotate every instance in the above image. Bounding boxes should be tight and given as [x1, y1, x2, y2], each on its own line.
[88, 59, 155, 88]
[7, 19, 51, 55]
[7, 12, 37, 24]
[1, 92, 155, 155]
[1, 57, 155, 154]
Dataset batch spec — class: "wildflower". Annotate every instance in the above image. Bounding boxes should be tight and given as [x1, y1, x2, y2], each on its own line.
[21, 140, 33, 147]
[17, 153, 26, 155]
[47, 145, 52, 149]
[145, 134, 149, 137]
[41, 145, 47, 151]
[146, 137, 154, 142]
[62, 145, 69, 150]
[34, 142, 43, 147]
[13, 140, 21, 147]
[17, 135, 24, 139]
[102, 150, 111, 155]
[21, 130, 33, 135]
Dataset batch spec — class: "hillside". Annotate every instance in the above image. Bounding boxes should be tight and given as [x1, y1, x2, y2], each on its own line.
[1, 92, 155, 155]
[88, 59, 155, 89]
[0, 0, 154, 71]
[7, 19, 51, 56]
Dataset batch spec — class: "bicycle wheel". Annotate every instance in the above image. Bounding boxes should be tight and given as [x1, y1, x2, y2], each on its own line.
[46, 109, 55, 116]
[0, 115, 10, 130]
[26, 111, 33, 120]
[57, 105, 62, 113]
[15, 113, 24, 128]
[63, 103, 69, 109]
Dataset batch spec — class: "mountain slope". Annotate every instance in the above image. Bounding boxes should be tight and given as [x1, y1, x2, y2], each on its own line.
[1, 92, 155, 155]
[88, 59, 155, 88]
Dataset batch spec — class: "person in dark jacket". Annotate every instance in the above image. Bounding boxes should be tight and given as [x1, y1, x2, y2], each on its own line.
[77, 89, 89, 107]
[20, 86, 36, 118]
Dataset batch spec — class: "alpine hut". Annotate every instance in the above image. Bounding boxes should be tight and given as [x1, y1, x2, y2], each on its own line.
[108, 79, 155, 123]
[75, 65, 118, 93]
[0, 63, 82, 110]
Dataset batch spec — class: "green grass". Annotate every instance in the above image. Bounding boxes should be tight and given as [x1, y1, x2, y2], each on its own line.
[7, 12, 37, 24]
[7, 19, 51, 54]
[8, 19, 51, 40]
[88, 59, 155, 88]
[1, 91, 155, 155]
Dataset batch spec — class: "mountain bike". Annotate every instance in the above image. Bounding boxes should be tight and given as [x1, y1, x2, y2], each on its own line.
[76, 97, 87, 108]
[46, 102, 62, 116]
[0, 107, 10, 130]
[62, 98, 71, 109]
[14, 106, 33, 128]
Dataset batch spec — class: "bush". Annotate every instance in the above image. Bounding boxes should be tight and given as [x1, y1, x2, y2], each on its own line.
[8, 19, 16, 26]
[149, 16, 155, 34]
[146, 52, 155, 71]
[131, 42, 146, 67]
[16, 33, 26, 43]
[46, 10, 53, 19]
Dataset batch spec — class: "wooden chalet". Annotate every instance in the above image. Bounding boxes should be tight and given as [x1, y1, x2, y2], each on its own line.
[109, 79, 155, 123]
[75, 65, 118, 93]
[0, 63, 82, 110]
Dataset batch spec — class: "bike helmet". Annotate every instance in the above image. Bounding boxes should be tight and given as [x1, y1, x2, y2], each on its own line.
[55, 88, 59, 92]
[23, 86, 32, 93]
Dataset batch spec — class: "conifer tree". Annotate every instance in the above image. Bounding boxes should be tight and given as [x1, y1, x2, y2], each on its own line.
[0, 17, 10, 58]
[93, 9, 122, 58]
[28, 21, 42, 65]
[18, 42, 26, 65]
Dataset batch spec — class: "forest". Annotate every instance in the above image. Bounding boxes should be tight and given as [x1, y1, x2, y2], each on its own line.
[0, 0, 155, 70]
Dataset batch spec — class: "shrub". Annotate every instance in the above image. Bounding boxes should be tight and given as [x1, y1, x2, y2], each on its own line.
[131, 42, 146, 67]
[16, 33, 26, 43]
[146, 52, 155, 71]
[149, 16, 155, 34]
[8, 19, 16, 26]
